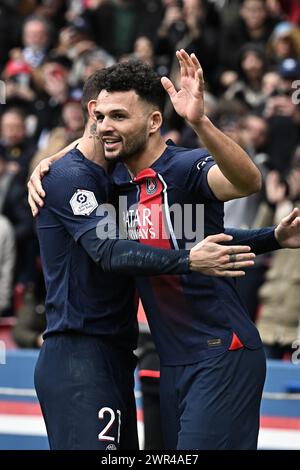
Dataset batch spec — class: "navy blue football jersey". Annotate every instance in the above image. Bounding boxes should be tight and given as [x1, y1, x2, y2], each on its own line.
[36, 148, 138, 350]
[113, 143, 262, 366]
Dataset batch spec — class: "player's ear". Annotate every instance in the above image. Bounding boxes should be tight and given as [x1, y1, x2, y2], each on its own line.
[149, 111, 163, 135]
[88, 100, 97, 120]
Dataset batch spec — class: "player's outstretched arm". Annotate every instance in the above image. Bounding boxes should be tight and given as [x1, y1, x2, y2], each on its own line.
[27, 138, 81, 216]
[225, 227, 280, 255]
[225, 208, 300, 253]
[44, 168, 255, 278]
[161, 49, 261, 201]
[79, 229, 255, 277]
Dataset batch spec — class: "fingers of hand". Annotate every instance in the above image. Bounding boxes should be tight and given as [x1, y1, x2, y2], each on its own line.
[40, 163, 50, 176]
[222, 260, 255, 270]
[180, 49, 195, 77]
[215, 270, 245, 277]
[27, 180, 44, 207]
[228, 245, 251, 254]
[283, 207, 299, 226]
[176, 50, 188, 77]
[218, 251, 255, 272]
[191, 53, 204, 87]
[28, 193, 38, 217]
[161, 76, 177, 98]
[206, 233, 233, 243]
[223, 252, 255, 264]
[29, 173, 46, 198]
[177, 49, 200, 79]
[191, 53, 201, 70]
[197, 68, 204, 91]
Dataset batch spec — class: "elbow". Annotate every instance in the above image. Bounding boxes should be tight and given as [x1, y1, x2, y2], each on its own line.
[243, 170, 262, 196]
[251, 171, 262, 193]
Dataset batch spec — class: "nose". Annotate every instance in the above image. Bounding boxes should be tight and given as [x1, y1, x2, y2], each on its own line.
[98, 116, 114, 134]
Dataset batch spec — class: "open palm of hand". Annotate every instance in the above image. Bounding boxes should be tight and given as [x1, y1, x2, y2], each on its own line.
[161, 49, 204, 126]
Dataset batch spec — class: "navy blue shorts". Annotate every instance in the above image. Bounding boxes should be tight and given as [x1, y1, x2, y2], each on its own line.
[34, 333, 138, 450]
[160, 347, 266, 450]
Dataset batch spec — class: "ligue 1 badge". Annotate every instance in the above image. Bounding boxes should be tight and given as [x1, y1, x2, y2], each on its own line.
[146, 178, 157, 195]
[70, 189, 98, 215]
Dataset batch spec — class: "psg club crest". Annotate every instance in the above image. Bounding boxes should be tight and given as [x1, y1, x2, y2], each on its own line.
[146, 178, 157, 195]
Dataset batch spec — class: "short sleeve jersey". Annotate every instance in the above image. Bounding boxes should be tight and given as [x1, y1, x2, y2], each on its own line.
[113, 143, 262, 365]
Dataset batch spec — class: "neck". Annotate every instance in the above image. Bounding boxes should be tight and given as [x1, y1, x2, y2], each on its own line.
[125, 134, 167, 176]
[77, 121, 108, 171]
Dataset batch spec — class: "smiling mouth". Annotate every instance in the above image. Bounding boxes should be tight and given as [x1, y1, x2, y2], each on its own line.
[102, 139, 122, 151]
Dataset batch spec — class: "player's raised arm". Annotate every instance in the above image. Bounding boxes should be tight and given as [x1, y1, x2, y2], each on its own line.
[161, 49, 262, 201]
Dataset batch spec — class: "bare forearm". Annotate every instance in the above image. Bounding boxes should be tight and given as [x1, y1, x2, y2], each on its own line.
[194, 116, 262, 197]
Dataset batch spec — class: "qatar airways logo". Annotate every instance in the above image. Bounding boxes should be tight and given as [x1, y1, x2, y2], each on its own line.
[95, 196, 205, 249]
[124, 207, 156, 241]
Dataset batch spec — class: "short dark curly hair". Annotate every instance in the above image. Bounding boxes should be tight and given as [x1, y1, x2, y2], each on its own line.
[94, 60, 165, 113]
[82, 69, 106, 122]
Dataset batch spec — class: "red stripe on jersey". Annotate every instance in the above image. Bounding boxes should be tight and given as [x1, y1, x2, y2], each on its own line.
[137, 408, 143, 422]
[135, 170, 189, 328]
[134, 168, 171, 249]
[229, 332, 244, 350]
[138, 370, 160, 379]
[137, 300, 148, 325]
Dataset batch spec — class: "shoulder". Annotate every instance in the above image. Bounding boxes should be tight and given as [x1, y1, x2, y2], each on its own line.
[43, 150, 109, 208]
[161, 145, 215, 177]
[47, 150, 90, 180]
[156, 144, 217, 198]
[44, 150, 106, 192]
[174, 146, 212, 162]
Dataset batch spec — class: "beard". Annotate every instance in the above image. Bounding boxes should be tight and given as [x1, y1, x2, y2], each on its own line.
[103, 125, 149, 162]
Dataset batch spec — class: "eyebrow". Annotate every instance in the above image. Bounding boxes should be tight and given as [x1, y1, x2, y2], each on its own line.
[94, 108, 129, 115]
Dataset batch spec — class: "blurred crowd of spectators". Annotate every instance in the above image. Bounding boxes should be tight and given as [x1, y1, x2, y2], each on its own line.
[0, 0, 299, 358]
